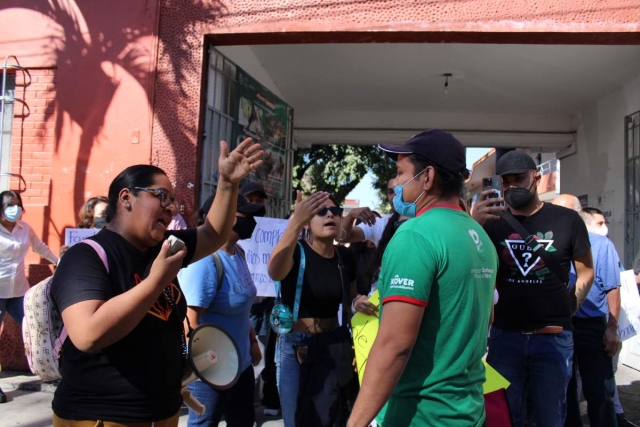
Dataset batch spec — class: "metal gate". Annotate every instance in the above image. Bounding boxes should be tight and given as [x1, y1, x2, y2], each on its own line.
[201, 48, 293, 218]
[625, 110, 640, 269]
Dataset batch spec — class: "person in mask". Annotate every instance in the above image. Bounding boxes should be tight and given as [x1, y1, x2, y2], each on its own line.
[550, 198, 622, 427]
[348, 130, 497, 427]
[178, 192, 265, 427]
[472, 152, 594, 427]
[0, 190, 58, 404]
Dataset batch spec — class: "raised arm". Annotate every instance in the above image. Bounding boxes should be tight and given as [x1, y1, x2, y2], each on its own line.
[267, 191, 329, 280]
[339, 207, 377, 244]
[192, 138, 263, 262]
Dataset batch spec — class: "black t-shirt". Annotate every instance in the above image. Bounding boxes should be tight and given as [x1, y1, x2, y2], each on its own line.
[280, 240, 356, 319]
[50, 228, 197, 422]
[483, 203, 590, 331]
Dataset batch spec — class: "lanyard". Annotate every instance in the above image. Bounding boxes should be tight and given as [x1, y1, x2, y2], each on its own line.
[274, 241, 306, 324]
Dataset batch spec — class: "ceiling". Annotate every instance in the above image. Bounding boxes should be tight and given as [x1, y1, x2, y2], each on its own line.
[246, 43, 640, 114]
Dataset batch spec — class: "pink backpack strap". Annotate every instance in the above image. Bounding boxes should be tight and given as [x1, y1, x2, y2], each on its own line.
[80, 239, 109, 273]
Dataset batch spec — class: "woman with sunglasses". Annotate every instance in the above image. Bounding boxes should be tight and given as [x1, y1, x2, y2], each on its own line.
[50, 138, 263, 427]
[268, 190, 357, 427]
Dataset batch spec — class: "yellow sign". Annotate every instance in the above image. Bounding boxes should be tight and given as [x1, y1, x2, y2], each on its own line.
[351, 291, 509, 393]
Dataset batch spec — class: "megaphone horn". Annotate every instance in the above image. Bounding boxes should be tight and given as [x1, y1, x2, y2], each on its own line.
[181, 323, 242, 415]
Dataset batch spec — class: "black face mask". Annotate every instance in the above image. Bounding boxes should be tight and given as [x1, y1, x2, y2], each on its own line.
[233, 216, 257, 240]
[505, 179, 536, 210]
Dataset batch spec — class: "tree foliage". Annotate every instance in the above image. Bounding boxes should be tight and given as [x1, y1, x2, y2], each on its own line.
[293, 145, 396, 210]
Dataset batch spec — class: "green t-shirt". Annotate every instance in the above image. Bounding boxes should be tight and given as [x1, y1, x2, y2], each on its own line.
[376, 205, 497, 427]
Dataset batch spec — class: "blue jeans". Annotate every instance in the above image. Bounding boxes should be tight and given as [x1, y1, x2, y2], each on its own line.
[186, 365, 255, 427]
[0, 297, 24, 326]
[275, 331, 312, 427]
[487, 327, 574, 427]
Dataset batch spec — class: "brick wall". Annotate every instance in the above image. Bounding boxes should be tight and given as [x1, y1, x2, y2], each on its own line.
[9, 68, 55, 205]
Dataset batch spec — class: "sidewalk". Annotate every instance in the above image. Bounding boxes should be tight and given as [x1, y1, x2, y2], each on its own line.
[1, 364, 639, 426]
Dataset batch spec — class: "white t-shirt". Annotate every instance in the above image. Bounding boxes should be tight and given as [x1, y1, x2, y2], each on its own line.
[359, 213, 393, 246]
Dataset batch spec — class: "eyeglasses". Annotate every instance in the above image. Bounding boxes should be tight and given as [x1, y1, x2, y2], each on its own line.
[317, 206, 344, 217]
[132, 187, 176, 208]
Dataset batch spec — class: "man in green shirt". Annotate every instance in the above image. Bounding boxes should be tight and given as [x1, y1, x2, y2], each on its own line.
[347, 130, 497, 427]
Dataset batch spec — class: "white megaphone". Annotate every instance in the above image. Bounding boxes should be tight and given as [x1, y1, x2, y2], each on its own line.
[181, 324, 241, 415]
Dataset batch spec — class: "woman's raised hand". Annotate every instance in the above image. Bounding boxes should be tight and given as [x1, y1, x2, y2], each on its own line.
[218, 138, 264, 184]
[291, 190, 330, 227]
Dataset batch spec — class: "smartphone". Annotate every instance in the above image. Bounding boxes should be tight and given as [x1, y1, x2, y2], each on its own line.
[482, 176, 505, 214]
[167, 235, 186, 255]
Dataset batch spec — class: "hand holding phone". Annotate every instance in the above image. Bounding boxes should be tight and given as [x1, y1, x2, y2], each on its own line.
[482, 176, 505, 215]
[167, 235, 186, 255]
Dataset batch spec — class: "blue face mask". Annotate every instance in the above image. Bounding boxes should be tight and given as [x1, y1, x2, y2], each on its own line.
[3, 205, 22, 223]
[392, 169, 426, 218]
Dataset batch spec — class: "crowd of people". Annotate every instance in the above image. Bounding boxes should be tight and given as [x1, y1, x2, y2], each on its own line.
[0, 130, 638, 427]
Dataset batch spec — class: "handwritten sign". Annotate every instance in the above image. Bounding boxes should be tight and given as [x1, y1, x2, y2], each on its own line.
[64, 228, 100, 246]
[351, 291, 510, 393]
[238, 217, 289, 297]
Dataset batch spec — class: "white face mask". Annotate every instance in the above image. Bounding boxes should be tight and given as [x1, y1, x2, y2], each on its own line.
[3, 205, 22, 223]
[593, 224, 608, 237]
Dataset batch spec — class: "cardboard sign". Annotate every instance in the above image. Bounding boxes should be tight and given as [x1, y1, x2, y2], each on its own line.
[237, 217, 289, 297]
[64, 228, 99, 246]
[351, 291, 510, 393]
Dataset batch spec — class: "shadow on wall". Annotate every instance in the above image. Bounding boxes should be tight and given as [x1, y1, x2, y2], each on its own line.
[0, 0, 227, 220]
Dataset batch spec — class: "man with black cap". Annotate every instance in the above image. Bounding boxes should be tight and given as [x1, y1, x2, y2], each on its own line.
[348, 130, 497, 427]
[472, 150, 594, 427]
[240, 181, 268, 206]
[179, 192, 265, 426]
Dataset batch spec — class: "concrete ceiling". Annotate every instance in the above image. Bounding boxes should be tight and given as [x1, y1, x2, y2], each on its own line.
[247, 43, 640, 114]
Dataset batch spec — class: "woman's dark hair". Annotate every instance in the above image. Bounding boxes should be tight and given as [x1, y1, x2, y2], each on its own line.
[106, 165, 166, 222]
[78, 196, 109, 228]
[407, 153, 464, 198]
[0, 190, 24, 217]
[363, 211, 400, 288]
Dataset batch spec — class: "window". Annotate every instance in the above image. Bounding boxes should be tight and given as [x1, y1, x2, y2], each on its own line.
[0, 72, 15, 191]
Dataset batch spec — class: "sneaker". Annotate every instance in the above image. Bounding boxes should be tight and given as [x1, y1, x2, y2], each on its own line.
[617, 413, 639, 427]
[263, 408, 280, 416]
[0, 387, 6, 404]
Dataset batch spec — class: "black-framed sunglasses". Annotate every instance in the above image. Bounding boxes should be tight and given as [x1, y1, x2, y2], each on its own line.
[132, 187, 176, 208]
[317, 206, 344, 217]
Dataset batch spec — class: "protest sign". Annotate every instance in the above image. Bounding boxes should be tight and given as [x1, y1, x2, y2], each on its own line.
[64, 228, 100, 246]
[238, 217, 289, 297]
[351, 291, 509, 393]
[619, 269, 640, 341]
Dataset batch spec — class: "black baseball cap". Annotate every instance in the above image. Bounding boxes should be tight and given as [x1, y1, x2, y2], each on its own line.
[495, 151, 537, 176]
[240, 182, 268, 199]
[379, 129, 469, 179]
[200, 193, 265, 218]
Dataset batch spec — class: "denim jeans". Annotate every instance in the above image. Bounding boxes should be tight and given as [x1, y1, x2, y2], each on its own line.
[486, 326, 574, 427]
[0, 296, 24, 326]
[186, 365, 255, 427]
[275, 331, 312, 427]
[565, 317, 617, 427]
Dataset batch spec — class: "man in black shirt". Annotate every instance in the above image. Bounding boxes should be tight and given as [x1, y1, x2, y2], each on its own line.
[472, 151, 594, 427]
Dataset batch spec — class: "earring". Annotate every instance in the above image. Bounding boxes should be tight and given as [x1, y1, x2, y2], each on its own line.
[126, 203, 131, 209]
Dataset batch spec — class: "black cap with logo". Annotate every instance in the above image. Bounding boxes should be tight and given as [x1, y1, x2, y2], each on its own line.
[495, 151, 537, 176]
[379, 129, 469, 179]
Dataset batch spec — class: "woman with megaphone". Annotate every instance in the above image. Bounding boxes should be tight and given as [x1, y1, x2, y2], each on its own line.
[177, 191, 265, 427]
[268, 190, 358, 427]
[50, 138, 263, 427]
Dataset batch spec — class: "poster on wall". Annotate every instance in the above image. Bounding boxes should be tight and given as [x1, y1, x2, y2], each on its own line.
[235, 68, 291, 199]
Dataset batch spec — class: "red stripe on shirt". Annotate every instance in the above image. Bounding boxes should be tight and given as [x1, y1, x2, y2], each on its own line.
[382, 296, 429, 307]
[417, 203, 463, 216]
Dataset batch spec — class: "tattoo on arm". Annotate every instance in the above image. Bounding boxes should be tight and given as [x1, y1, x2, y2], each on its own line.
[218, 185, 233, 192]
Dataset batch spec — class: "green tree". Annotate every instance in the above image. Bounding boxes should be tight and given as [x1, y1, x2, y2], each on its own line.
[293, 145, 396, 210]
